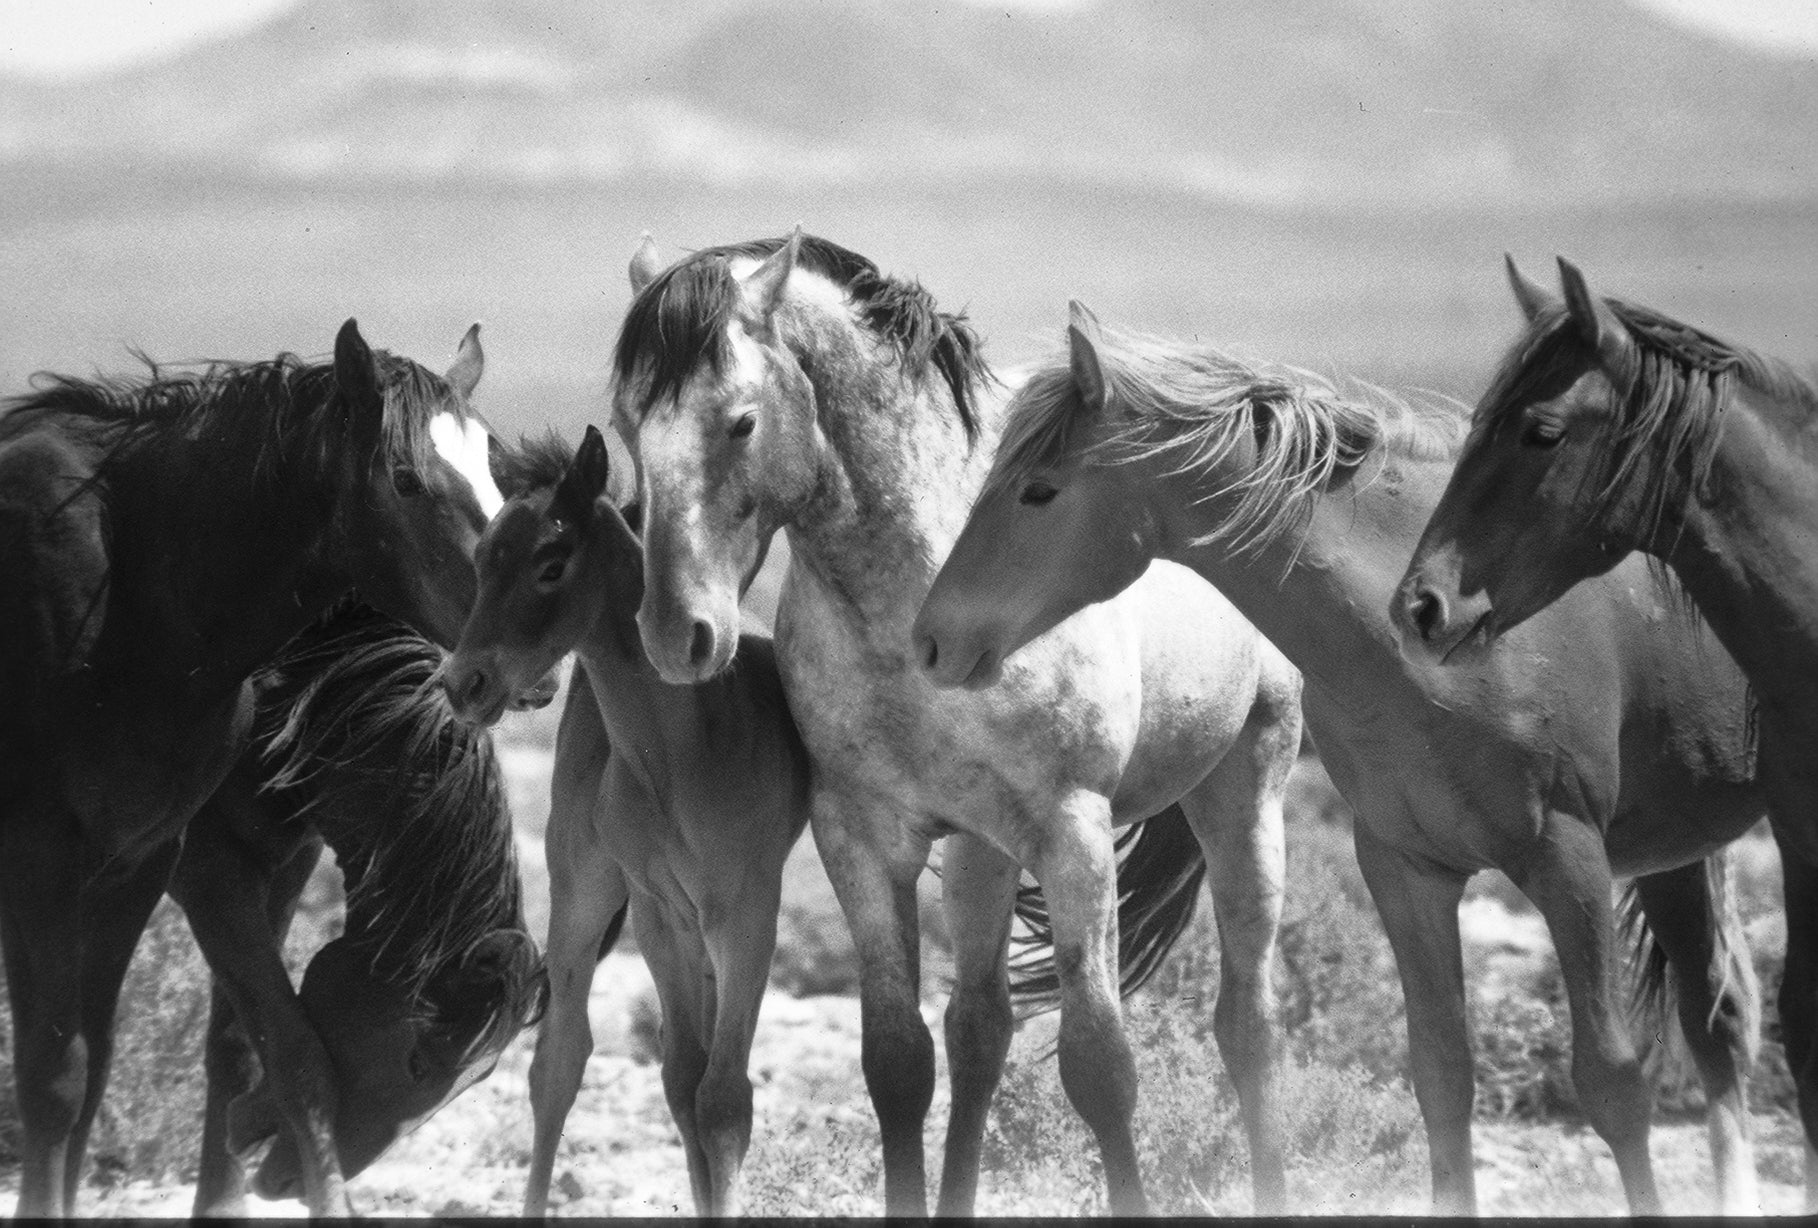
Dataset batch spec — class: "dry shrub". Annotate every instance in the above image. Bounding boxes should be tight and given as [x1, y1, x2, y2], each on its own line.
[979, 997, 1424, 1214]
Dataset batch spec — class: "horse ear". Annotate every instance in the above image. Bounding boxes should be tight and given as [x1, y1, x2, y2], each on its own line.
[1504, 254, 1553, 323]
[738, 225, 801, 330]
[629, 232, 662, 295]
[1556, 257, 1630, 370]
[487, 434, 525, 502]
[445, 322, 484, 399]
[1067, 299, 1108, 415]
[333, 318, 383, 446]
[555, 424, 611, 521]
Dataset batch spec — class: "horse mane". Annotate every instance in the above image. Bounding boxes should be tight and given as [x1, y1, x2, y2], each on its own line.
[1480, 296, 1818, 542]
[987, 330, 1465, 554]
[492, 428, 639, 513]
[492, 429, 579, 495]
[2, 348, 458, 492]
[254, 602, 542, 1048]
[613, 233, 994, 440]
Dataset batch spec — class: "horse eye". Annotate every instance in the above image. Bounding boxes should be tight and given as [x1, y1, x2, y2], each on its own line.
[729, 413, 757, 440]
[1019, 481, 1060, 507]
[1520, 420, 1565, 448]
[538, 558, 566, 585]
[392, 467, 426, 496]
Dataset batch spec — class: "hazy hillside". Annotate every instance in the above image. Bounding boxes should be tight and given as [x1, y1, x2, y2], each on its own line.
[1, 0, 1813, 208]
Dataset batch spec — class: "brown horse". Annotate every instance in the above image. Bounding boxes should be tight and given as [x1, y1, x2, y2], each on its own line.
[174, 602, 542, 1217]
[1397, 257, 1818, 1206]
[613, 232, 1303, 1215]
[913, 302, 1770, 1215]
[0, 321, 502, 1216]
[439, 427, 812, 1216]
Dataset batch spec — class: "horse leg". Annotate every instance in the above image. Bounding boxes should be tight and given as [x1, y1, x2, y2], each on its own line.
[523, 854, 627, 1216]
[1773, 827, 1818, 1211]
[195, 980, 259, 1217]
[1180, 694, 1295, 1215]
[634, 895, 715, 1213]
[1352, 817, 1474, 1215]
[695, 892, 788, 1217]
[812, 795, 935, 1215]
[934, 833, 1021, 1217]
[1, 816, 99, 1218]
[524, 674, 616, 1217]
[62, 841, 183, 1211]
[193, 837, 322, 1217]
[1031, 796, 1146, 1215]
[172, 829, 350, 1216]
[1511, 812, 1660, 1214]
[1632, 857, 1761, 1214]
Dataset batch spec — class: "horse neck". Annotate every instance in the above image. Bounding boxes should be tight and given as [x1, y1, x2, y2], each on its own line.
[109, 434, 349, 676]
[1657, 385, 1818, 717]
[570, 533, 706, 781]
[1169, 440, 1452, 700]
[782, 318, 997, 627]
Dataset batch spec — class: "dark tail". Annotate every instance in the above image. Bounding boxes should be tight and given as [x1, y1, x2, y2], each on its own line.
[597, 901, 630, 963]
[1007, 803, 1205, 1014]
[1619, 850, 1761, 1077]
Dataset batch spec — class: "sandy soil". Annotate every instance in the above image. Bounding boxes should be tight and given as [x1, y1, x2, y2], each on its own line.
[48, 943, 1811, 1218]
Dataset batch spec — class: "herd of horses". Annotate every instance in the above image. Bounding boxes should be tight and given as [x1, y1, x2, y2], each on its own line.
[0, 227, 1812, 1218]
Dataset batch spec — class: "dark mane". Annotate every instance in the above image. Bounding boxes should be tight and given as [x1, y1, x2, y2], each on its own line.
[1480, 296, 1818, 539]
[493, 428, 638, 509]
[255, 604, 542, 1047]
[2, 348, 458, 490]
[494, 429, 580, 494]
[613, 233, 994, 440]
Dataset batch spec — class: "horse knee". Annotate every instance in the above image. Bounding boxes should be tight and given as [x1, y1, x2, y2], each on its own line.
[945, 983, 1013, 1070]
[695, 1072, 754, 1151]
[15, 1029, 88, 1138]
[1057, 1008, 1138, 1138]
[860, 1003, 936, 1127]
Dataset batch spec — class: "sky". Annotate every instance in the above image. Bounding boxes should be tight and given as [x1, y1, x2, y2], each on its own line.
[1, 0, 1815, 78]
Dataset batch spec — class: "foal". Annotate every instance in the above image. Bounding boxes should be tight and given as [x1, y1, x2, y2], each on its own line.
[440, 426, 811, 1217]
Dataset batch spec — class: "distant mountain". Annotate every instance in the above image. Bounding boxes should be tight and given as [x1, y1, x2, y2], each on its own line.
[1, 0, 1813, 208]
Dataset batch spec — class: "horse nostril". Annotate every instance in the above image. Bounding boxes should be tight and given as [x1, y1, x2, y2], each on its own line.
[917, 633, 939, 673]
[1408, 588, 1445, 643]
[687, 619, 714, 670]
[462, 669, 489, 707]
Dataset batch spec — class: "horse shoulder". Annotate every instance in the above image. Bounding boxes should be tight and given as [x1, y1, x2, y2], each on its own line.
[0, 427, 113, 696]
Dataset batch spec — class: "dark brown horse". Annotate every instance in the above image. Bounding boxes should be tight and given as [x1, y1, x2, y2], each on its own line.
[0, 321, 503, 1216]
[1397, 257, 1818, 1207]
[913, 303, 1770, 1214]
[174, 602, 542, 1216]
[439, 426, 812, 1216]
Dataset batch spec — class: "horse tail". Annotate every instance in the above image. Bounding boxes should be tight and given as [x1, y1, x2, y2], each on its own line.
[1617, 877, 1674, 1057]
[1007, 803, 1204, 1013]
[1620, 851, 1761, 1078]
[597, 901, 630, 963]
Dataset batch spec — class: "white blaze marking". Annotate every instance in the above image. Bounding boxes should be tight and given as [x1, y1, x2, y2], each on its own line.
[430, 411, 504, 519]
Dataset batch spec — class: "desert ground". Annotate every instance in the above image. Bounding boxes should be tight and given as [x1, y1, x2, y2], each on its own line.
[4, 733, 1807, 1218]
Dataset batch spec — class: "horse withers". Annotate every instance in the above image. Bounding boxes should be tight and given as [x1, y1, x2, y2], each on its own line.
[613, 232, 1303, 1216]
[914, 301, 1769, 1215]
[440, 426, 812, 1217]
[0, 321, 504, 1216]
[1397, 257, 1818, 1206]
